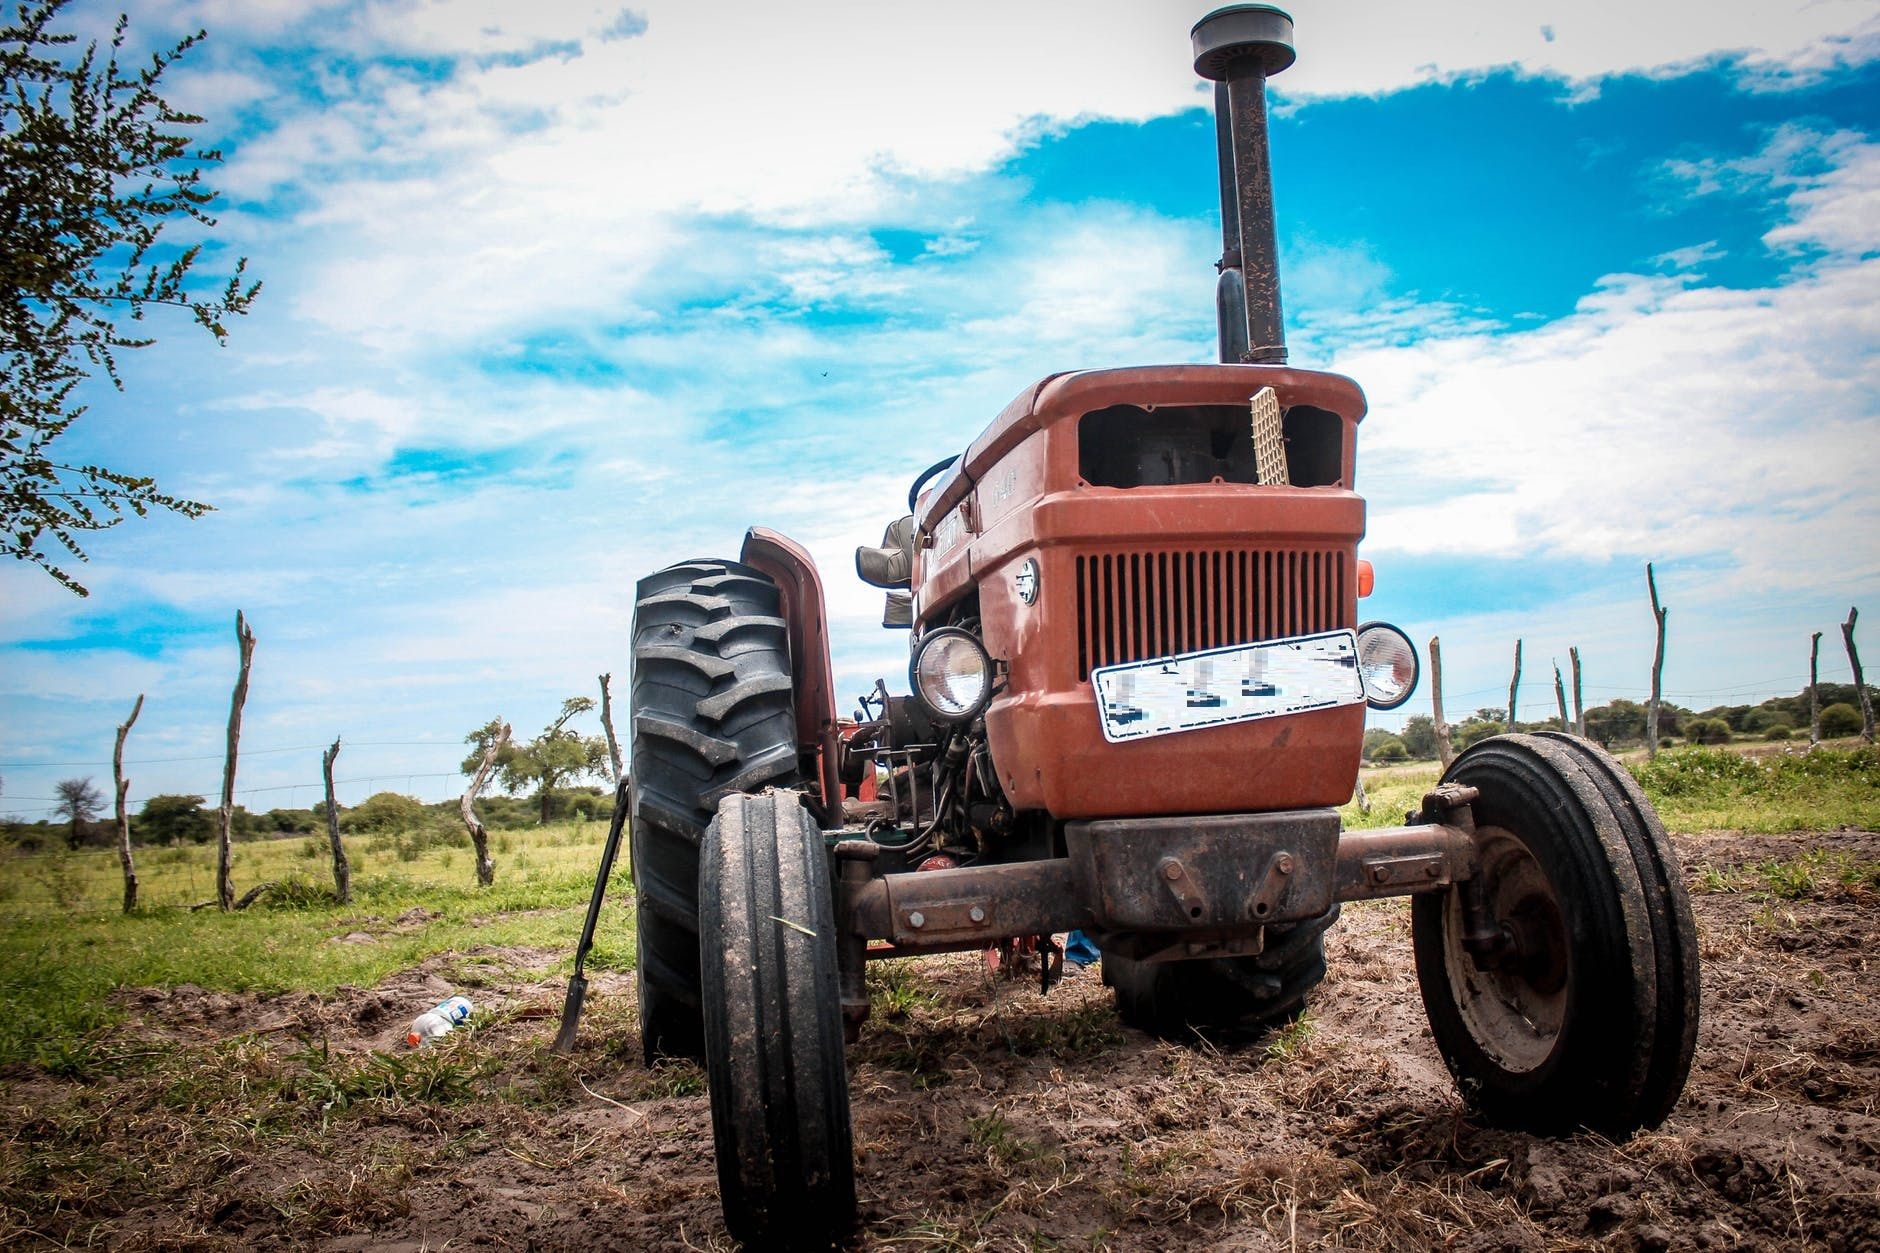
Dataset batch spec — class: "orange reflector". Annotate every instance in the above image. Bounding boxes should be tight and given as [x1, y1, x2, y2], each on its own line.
[1357, 559, 1375, 598]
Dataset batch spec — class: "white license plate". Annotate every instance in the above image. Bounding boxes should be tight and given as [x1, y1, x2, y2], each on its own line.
[1092, 630, 1363, 743]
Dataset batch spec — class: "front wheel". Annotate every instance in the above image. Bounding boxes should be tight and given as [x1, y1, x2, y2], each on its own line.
[1412, 732, 1699, 1137]
[700, 790, 855, 1249]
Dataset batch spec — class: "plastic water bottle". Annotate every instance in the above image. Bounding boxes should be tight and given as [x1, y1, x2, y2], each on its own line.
[405, 995, 473, 1047]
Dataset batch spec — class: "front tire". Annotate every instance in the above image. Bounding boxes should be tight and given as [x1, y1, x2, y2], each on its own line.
[1103, 905, 1340, 1039]
[629, 559, 799, 1062]
[1412, 732, 1699, 1136]
[701, 790, 855, 1249]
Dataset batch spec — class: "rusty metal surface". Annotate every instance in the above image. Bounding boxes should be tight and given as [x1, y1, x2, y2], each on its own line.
[1065, 809, 1338, 930]
[850, 859, 1090, 950]
[739, 527, 842, 825]
[1225, 64, 1284, 364]
[1331, 822, 1478, 902]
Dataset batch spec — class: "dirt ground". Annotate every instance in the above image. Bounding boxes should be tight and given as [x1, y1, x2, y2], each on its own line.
[4, 829, 1877, 1251]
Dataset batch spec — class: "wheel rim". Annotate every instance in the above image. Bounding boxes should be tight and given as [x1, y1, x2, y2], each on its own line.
[1440, 825, 1570, 1074]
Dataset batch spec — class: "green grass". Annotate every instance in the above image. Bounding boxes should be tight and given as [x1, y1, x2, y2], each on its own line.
[1342, 744, 1879, 835]
[1689, 847, 1880, 901]
[0, 821, 624, 1072]
[1628, 745, 1879, 833]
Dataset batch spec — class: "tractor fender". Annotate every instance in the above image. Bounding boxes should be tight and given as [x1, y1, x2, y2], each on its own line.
[740, 527, 842, 824]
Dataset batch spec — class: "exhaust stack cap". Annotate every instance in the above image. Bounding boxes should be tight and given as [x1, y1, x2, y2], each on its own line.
[1191, 4, 1295, 80]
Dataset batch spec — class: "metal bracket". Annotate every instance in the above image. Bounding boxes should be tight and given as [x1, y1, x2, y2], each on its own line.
[1248, 850, 1295, 920]
[1157, 857, 1211, 921]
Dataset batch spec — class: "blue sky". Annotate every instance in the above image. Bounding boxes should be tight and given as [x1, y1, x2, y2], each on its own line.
[3, 0, 1877, 817]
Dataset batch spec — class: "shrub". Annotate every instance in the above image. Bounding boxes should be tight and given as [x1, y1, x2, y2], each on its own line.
[1820, 702, 1863, 738]
[1686, 718, 1733, 745]
[340, 792, 428, 834]
[1371, 737, 1408, 763]
[1764, 725, 1793, 741]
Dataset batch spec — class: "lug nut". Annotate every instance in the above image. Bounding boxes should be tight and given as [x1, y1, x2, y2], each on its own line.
[968, 906, 986, 923]
[908, 911, 925, 929]
[1275, 853, 1295, 874]
[1163, 862, 1184, 880]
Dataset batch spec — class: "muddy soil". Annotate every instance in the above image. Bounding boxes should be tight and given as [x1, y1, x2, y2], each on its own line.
[3, 829, 1876, 1251]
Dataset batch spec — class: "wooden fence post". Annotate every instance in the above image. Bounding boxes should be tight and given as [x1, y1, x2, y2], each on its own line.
[322, 737, 351, 903]
[113, 694, 145, 913]
[461, 721, 512, 887]
[217, 612, 256, 911]
[1429, 636, 1455, 768]
[1844, 607, 1874, 743]
[1553, 661, 1570, 733]
[1810, 632, 1823, 746]
[1569, 646, 1586, 738]
[1507, 639, 1523, 735]
[1646, 564, 1667, 759]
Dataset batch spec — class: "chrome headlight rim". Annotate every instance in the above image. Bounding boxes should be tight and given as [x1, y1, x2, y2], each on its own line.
[1356, 620, 1420, 711]
[909, 626, 995, 723]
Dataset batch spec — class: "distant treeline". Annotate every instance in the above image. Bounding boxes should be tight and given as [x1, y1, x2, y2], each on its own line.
[1363, 684, 1876, 763]
[2, 784, 614, 854]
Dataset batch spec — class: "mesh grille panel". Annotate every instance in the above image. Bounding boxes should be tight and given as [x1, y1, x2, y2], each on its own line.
[1074, 548, 1349, 680]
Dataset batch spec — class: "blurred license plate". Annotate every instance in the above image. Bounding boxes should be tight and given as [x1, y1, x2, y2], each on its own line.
[1092, 630, 1363, 743]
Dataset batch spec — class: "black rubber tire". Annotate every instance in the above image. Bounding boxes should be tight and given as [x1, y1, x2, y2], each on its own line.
[1412, 732, 1700, 1137]
[700, 790, 855, 1250]
[629, 559, 800, 1063]
[1102, 904, 1341, 1039]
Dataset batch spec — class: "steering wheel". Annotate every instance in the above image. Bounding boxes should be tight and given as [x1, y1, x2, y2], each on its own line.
[908, 455, 961, 515]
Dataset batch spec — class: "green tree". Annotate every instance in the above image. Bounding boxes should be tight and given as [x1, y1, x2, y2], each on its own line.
[464, 698, 608, 824]
[135, 792, 209, 844]
[2, 1, 260, 595]
[1455, 719, 1502, 750]
[1399, 714, 1437, 760]
[1585, 699, 1647, 746]
[52, 775, 99, 848]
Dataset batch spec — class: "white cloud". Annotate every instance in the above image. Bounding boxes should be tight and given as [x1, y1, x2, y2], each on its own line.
[184, 0, 1880, 352]
[1344, 128, 1880, 598]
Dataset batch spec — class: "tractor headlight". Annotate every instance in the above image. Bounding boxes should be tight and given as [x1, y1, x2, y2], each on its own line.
[1356, 622, 1419, 711]
[910, 628, 994, 722]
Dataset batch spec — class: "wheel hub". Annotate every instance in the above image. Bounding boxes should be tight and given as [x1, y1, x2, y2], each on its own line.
[1441, 825, 1569, 1073]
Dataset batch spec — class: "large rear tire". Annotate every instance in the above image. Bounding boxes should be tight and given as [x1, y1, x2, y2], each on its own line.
[630, 559, 800, 1062]
[1412, 732, 1699, 1137]
[701, 790, 855, 1249]
[1103, 905, 1340, 1039]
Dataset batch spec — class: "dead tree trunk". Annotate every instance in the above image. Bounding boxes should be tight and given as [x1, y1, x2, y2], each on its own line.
[599, 672, 624, 786]
[322, 737, 351, 903]
[461, 721, 511, 887]
[1646, 564, 1667, 760]
[1810, 631, 1824, 746]
[1844, 607, 1874, 743]
[216, 611, 257, 912]
[113, 694, 145, 913]
[1506, 639, 1523, 735]
[1553, 661, 1570, 733]
[1570, 646, 1586, 738]
[1429, 636, 1455, 768]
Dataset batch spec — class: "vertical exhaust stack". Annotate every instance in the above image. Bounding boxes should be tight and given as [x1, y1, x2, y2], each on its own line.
[1192, 5, 1295, 365]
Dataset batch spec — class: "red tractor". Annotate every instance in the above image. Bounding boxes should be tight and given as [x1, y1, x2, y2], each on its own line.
[585, 6, 1698, 1246]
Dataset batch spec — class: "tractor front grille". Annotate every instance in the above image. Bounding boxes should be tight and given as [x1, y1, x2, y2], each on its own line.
[1074, 547, 1349, 680]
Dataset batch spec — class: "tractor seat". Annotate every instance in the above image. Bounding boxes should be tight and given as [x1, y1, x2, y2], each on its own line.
[856, 514, 916, 629]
